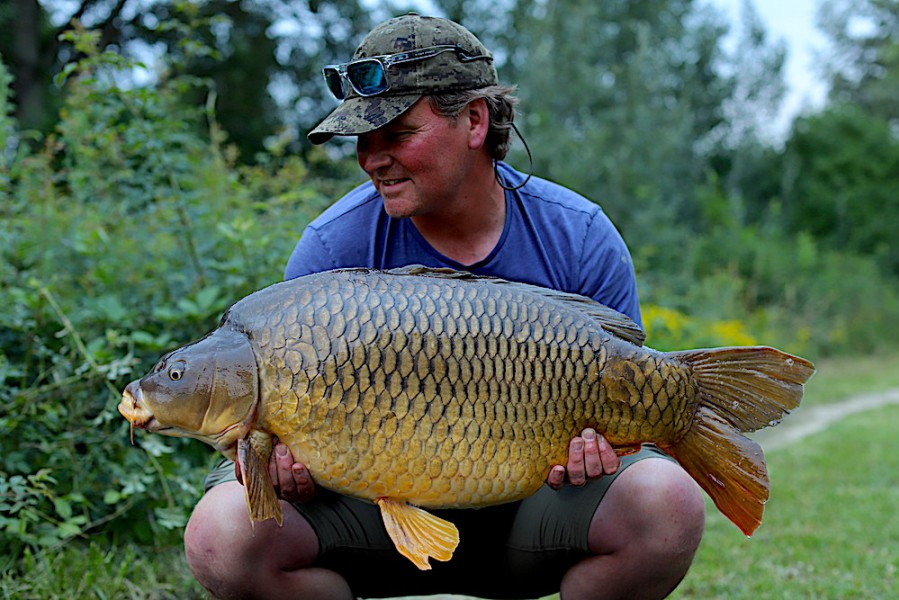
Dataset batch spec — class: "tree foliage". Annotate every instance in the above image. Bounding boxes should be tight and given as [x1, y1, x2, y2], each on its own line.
[819, 0, 899, 123]
[782, 104, 899, 274]
[1, 0, 376, 159]
[494, 0, 734, 249]
[0, 28, 345, 567]
[768, 0, 899, 275]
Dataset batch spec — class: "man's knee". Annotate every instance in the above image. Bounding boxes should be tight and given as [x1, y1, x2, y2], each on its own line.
[622, 458, 705, 557]
[591, 458, 705, 558]
[185, 483, 355, 599]
[184, 482, 318, 589]
[184, 482, 256, 589]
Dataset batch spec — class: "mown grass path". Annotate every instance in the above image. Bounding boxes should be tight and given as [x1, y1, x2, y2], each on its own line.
[753, 388, 899, 451]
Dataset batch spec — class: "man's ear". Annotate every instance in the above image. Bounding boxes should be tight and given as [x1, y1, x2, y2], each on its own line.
[467, 98, 490, 150]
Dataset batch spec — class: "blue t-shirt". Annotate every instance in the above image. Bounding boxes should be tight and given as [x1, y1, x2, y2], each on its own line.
[284, 162, 642, 327]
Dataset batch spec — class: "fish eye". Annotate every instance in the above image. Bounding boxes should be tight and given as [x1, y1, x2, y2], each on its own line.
[168, 365, 184, 381]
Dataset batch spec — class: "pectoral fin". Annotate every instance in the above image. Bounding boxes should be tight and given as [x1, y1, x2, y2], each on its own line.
[237, 431, 282, 526]
[376, 497, 460, 570]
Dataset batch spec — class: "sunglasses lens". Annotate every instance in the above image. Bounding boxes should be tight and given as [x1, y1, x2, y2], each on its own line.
[347, 60, 388, 96]
[323, 68, 346, 99]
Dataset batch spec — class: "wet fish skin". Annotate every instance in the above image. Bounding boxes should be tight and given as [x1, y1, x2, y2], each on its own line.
[119, 266, 815, 569]
[230, 267, 682, 507]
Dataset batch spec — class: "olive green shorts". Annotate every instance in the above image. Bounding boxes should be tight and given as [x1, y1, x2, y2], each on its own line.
[204, 445, 673, 599]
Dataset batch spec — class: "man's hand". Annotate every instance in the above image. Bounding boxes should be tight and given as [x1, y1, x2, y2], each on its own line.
[547, 428, 619, 490]
[234, 443, 316, 503]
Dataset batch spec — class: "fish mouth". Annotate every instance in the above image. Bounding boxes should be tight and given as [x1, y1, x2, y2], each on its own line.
[140, 416, 172, 433]
[118, 382, 171, 442]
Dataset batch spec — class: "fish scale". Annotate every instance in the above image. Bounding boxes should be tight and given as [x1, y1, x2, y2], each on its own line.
[246, 271, 655, 507]
[119, 265, 815, 570]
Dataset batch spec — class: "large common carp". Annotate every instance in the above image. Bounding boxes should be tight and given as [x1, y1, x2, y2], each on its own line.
[119, 266, 814, 569]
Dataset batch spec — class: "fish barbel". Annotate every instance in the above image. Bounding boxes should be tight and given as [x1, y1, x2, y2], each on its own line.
[118, 266, 815, 569]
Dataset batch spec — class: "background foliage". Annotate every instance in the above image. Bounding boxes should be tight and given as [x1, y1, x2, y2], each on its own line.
[2, 0, 898, 594]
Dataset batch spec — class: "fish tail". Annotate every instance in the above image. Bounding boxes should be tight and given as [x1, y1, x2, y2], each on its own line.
[664, 347, 815, 536]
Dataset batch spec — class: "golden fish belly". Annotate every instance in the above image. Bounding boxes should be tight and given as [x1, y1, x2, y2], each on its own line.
[236, 270, 696, 508]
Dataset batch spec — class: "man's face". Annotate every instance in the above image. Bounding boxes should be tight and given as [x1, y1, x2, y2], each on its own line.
[356, 99, 475, 219]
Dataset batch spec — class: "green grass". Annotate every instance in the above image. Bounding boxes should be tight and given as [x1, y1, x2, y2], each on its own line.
[4, 354, 898, 599]
[672, 404, 899, 599]
[0, 541, 205, 599]
[671, 352, 899, 598]
[802, 352, 899, 406]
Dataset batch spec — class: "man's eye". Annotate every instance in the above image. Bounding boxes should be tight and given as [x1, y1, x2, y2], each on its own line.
[387, 131, 412, 141]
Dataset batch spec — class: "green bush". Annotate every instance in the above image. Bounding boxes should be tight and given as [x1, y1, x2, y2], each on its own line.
[637, 179, 899, 358]
[0, 31, 343, 570]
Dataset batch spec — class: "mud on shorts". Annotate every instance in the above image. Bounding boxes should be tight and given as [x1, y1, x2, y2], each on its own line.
[204, 444, 673, 599]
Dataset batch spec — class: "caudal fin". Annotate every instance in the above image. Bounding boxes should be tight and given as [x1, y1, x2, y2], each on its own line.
[665, 347, 815, 536]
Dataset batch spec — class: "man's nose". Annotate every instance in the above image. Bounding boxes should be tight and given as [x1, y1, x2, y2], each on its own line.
[357, 135, 391, 173]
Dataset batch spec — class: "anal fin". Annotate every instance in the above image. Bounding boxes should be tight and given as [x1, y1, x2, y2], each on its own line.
[376, 497, 460, 570]
[237, 431, 282, 526]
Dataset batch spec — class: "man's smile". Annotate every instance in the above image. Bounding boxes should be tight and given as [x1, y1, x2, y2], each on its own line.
[377, 177, 411, 195]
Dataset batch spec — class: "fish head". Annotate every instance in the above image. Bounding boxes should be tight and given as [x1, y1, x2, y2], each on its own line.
[118, 327, 259, 456]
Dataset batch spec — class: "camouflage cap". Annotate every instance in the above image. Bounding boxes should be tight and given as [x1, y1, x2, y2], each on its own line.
[308, 13, 497, 145]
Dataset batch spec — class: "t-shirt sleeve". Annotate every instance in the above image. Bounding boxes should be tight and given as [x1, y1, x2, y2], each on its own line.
[578, 209, 643, 328]
[283, 227, 337, 281]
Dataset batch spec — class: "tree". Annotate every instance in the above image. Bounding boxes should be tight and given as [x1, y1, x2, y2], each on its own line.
[771, 0, 899, 275]
[781, 104, 899, 274]
[2, 0, 65, 132]
[472, 0, 735, 260]
[710, 0, 788, 229]
[818, 0, 899, 125]
[1, 0, 374, 159]
[718, 0, 787, 146]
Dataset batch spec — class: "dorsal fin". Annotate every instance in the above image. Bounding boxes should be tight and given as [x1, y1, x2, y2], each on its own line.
[372, 265, 646, 346]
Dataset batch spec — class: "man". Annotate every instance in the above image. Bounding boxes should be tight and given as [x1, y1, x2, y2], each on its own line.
[184, 14, 705, 600]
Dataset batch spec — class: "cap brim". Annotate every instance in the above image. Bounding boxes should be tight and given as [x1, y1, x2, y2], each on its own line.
[308, 93, 422, 145]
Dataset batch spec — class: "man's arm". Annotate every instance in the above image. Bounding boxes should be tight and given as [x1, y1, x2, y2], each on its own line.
[577, 208, 642, 327]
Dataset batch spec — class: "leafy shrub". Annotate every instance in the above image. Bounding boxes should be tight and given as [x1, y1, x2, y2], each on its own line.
[642, 303, 759, 352]
[638, 179, 899, 358]
[0, 30, 344, 570]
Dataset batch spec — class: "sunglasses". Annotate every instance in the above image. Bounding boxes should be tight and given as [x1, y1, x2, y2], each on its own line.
[322, 44, 492, 100]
